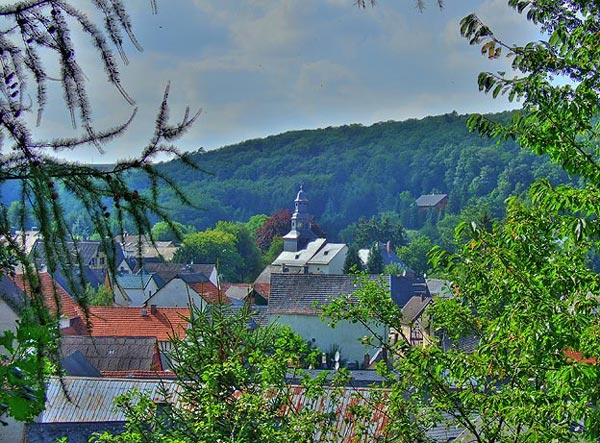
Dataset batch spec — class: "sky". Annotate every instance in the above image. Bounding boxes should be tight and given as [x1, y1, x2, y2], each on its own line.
[25, 0, 540, 163]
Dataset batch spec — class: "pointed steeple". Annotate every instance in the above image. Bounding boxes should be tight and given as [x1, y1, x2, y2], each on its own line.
[283, 185, 317, 252]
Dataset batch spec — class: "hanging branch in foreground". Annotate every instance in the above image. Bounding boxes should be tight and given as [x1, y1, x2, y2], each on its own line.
[0, 0, 202, 422]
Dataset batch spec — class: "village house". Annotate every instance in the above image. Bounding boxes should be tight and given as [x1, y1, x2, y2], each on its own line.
[115, 234, 178, 265]
[415, 193, 448, 211]
[113, 271, 162, 306]
[145, 273, 223, 309]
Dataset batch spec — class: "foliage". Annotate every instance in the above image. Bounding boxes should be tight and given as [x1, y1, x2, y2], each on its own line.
[365, 242, 383, 275]
[396, 234, 433, 276]
[262, 236, 284, 267]
[103, 110, 573, 237]
[0, 0, 199, 422]
[0, 305, 57, 423]
[245, 214, 268, 238]
[215, 221, 263, 282]
[94, 303, 338, 443]
[322, 2, 600, 441]
[172, 229, 244, 282]
[84, 283, 114, 306]
[342, 243, 363, 274]
[382, 262, 403, 276]
[341, 212, 407, 249]
[255, 208, 291, 251]
[150, 221, 196, 243]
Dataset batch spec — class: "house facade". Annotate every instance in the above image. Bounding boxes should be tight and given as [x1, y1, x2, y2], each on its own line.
[114, 271, 161, 306]
[145, 274, 222, 309]
[268, 273, 387, 365]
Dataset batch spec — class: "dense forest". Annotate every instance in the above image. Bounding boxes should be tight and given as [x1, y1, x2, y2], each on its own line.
[1, 111, 573, 243]
[152, 110, 571, 238]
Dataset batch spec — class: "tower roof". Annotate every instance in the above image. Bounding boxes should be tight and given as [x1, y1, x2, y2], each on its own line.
[295, 184, 308, 203]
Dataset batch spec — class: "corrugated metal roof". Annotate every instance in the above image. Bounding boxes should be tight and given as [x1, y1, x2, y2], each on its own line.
[38, 376, 466, 442]
[286, 385, 390, 442]
[40, 376, 179, 423]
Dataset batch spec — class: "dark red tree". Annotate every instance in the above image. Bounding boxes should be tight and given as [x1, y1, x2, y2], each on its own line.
[256, 209, 291, 251]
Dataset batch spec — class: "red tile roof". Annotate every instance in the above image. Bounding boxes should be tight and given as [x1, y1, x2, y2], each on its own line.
[188, 281, 230, 304]
[253, 282, 270, 300]
[13, 272, 81, 319]
[564, 348, 598, 365]
[86, 306, 190, 341]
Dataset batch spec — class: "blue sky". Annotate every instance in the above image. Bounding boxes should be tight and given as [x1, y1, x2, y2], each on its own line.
[29, 1, 540, 163]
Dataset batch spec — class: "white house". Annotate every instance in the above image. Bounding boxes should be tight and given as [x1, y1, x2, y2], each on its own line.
[114, 271, 161, 306]
[144, 274, 221, 309]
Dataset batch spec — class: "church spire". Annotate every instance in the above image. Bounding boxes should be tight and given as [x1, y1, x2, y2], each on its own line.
[283, 185, 317, 252]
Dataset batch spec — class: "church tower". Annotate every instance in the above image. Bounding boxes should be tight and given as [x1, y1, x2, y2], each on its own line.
[283, 185, 317, 252]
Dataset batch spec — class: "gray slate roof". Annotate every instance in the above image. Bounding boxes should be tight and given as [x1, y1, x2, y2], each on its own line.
[415, 194, 448, 208]
[60, 336, 158, 372]
[389, 275, 430, 308]
[401, 295, 433, 324]
[116, 271, 157, 289]
[0, 275, 24, 314]
[426, 278, 453, 297]
[142, 262, 215, 284]
[268, 274, 358, 315]
[269, 274, 431, 316]
[32, 240, 125, 269]
[60, 350, 102, 377]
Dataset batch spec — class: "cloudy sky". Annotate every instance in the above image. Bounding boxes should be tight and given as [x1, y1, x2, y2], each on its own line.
[27, 0, 540, 163]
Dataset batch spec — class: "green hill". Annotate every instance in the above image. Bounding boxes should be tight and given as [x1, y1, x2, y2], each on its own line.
[152, 111, 569, 239]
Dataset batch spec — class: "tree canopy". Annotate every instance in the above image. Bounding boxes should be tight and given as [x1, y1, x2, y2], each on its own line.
[324, 1, 600, 441]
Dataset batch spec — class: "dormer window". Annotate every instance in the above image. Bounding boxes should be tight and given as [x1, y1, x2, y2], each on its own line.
[59, 317, 70, 329]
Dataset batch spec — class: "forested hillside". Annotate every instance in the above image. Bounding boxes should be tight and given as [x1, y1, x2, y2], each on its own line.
[153, 111, 570, 239]
[1, 111, 572, 241]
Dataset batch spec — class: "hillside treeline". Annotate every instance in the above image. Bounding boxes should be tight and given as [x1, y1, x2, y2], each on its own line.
[154, 111, 571, 238]
[1, 111, 573, 244]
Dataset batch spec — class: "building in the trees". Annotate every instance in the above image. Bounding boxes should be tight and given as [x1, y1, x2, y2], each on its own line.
[272, 186, 347, 275]
[415, 193, 448, 211]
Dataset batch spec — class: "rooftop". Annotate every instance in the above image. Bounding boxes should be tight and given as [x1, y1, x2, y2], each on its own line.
[85, 306, 190, 341]
[60, 336, 160, 372]
[415, 193, 448, 208]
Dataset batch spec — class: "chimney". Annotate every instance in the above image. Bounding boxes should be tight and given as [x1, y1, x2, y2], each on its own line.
[150, 304, 157, 315]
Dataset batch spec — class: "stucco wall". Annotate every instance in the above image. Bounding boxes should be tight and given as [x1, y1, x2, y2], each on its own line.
[0, 298, 18, 335]
[149, 279, 206, 309]
[0, 300, 24, 442]
[271, 314, 386, 366]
